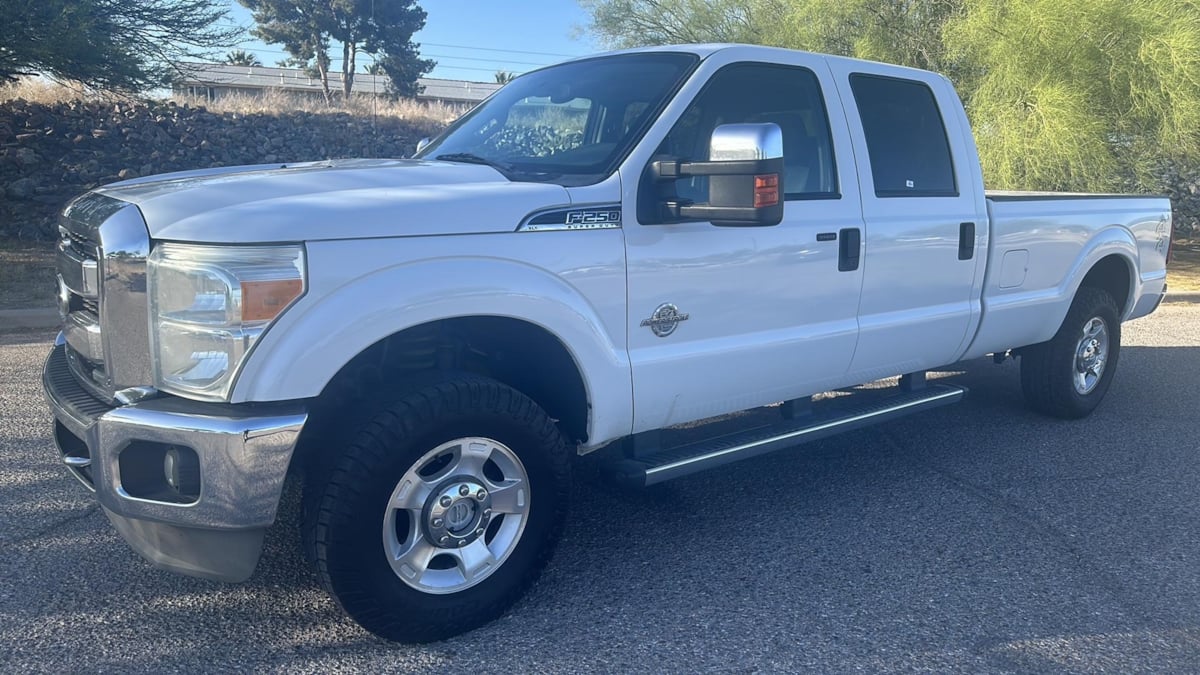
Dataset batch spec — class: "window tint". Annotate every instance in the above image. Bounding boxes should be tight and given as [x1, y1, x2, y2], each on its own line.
[849, 74, 957, 197]
[656, 63, 839, 202]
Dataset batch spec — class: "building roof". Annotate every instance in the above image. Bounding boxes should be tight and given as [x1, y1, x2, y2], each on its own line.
[176, 63, 502, 103]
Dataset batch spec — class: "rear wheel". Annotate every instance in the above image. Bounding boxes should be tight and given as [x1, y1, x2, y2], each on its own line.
[1020, 286, 1121, 419]
[306, 374, 570, 642]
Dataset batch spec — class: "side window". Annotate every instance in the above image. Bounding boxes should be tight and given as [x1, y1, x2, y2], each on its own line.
[848, 74, 957, 197]
[656, 63, 839, 202]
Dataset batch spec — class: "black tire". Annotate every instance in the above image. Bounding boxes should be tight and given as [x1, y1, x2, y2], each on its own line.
[1020, 286, 1121, 419]
[305, 374, 570, 643]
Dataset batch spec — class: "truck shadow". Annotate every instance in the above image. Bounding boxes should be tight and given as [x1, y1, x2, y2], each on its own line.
[7, 346, 1199, 671]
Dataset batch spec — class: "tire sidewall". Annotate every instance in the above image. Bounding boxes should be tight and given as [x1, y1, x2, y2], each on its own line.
[1057, 290, 1121, 415]
[314, 381, 568, 639]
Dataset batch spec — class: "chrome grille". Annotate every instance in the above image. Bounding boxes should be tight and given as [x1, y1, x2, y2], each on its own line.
[57, 192, 153, 401]
[63, 228, 97, 253]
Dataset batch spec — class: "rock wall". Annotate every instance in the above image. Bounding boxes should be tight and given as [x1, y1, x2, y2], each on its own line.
[0, 98, 438, 240]
[1, 98, 1197, 241]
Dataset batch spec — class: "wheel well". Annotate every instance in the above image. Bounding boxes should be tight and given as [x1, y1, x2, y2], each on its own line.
[1080, 254, 1132, 316]
[299, 317, 589, 464]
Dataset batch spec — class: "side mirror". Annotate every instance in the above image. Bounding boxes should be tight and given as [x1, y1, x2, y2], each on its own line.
[650, 123, 784, 227]
[415, 137, 432, 155]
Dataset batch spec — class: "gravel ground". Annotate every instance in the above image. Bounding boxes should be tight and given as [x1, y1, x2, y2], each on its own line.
[2, 305, 1199, 673]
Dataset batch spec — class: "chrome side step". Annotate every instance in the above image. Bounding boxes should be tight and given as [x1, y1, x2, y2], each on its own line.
[610, 383, 966, 487]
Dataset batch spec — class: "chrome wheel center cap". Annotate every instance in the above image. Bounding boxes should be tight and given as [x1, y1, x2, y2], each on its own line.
[424, 477, 492, 548]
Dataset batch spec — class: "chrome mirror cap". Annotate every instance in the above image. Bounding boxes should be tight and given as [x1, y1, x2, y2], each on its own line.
[709, 123, 783, 161]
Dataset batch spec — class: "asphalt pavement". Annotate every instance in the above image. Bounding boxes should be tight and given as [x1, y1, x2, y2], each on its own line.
[2, 306, 1200, 673]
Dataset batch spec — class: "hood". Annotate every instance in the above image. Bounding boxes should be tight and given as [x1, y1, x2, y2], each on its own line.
[96, 159, 572, 243]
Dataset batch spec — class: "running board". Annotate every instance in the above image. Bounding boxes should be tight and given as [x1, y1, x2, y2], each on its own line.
[610, 384, 966, 487]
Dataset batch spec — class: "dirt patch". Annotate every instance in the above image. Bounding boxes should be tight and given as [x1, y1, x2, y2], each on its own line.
[1167, 240, 1200, 292]
[0, 239, 56, 310]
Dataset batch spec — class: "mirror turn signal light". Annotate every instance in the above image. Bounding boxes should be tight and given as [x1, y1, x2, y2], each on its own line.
[754, 174, 780, 208]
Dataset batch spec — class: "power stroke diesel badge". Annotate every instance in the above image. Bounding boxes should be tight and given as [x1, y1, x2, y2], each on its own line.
[640, 303, 690, 338]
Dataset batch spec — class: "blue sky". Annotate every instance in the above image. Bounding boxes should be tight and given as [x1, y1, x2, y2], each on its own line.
[224, 1, 601, 82]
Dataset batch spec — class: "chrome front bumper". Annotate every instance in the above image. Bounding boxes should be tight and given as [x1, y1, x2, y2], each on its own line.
[43, 341, 307, 582]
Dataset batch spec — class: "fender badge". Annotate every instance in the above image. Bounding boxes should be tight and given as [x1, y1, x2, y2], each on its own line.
[640, 303, 689, 338]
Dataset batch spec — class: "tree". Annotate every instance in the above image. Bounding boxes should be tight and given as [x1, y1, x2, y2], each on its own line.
[578, 0, 763, 48]
[944, 0, 1200, 192]
[238, 0, 433, 102]
[224, 49, 263, 66]
[0, 0, 242, 91]
[580, 0, 1200, 197]
[494, 70, 516, 84]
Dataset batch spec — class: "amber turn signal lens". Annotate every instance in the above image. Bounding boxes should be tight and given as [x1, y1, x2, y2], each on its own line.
[241, 278, 303, 322]
[754, 173, 780, 208]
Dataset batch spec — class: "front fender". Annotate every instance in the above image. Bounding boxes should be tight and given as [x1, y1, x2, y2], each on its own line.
[231, 248, 633, 446]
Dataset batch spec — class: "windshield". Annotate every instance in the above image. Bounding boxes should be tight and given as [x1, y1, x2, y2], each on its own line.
[415, 52, 699, 186]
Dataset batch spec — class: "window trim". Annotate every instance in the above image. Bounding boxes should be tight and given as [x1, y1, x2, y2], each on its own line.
[848, 72, 960, 199]
[656, 61, 843, 203]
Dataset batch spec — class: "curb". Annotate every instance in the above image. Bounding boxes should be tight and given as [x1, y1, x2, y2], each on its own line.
[1163, 292, 1200, 303]
[0, 308, 60, 332]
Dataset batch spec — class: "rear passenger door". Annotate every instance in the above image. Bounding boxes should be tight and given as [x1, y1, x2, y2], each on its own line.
[826, 64, 989, 378]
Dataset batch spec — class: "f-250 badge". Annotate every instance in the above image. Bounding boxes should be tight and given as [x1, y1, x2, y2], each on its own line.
[640, 303, 690, 337]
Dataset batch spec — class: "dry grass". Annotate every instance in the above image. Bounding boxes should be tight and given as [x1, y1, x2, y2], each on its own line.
[176, 87, 464, 125]
[0, 78, 117, 104]
[1167, 241, 1200, 292]
[0, 240, 56, 310]
[0, 78, 463, 133]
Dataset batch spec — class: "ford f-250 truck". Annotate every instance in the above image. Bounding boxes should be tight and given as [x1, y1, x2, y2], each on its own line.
[42, 44, 1171, 642]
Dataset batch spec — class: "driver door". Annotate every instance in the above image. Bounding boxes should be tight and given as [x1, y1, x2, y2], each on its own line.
[622, 57, 866, 432]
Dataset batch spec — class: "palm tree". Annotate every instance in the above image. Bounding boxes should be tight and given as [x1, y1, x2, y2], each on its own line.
[224, 50, 262, 67]
[494, 70, 516, 85]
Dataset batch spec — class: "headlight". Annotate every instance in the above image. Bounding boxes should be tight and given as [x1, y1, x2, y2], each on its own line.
[148, 243, 305, 401]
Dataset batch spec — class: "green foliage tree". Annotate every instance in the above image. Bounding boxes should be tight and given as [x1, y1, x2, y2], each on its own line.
[944, 0, 1200, 192]
[224, 49, 264, 67]
[0, 0, 242, 91]
[579, 0, 1200, 197]
[494, 70, 516, 84]
[578, 0, 763, 48]
[238, 0, 433, 102]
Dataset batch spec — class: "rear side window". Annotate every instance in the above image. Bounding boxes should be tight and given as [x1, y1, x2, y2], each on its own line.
[849, 74, 957, 198]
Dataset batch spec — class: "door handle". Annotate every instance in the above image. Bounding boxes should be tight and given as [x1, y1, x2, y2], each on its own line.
[958, 222, 975, 260]
[838, 228, 860, 271]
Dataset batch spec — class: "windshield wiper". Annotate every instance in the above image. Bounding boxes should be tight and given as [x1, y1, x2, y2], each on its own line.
[433, 153, 562, 182]
[434, 153, 515, 177]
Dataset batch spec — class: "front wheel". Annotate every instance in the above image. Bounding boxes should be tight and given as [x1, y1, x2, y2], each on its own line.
[1020, 286, 1121, 419]
[306, 374, 570, 643]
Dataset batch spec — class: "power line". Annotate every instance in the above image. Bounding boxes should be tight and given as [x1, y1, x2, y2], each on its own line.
[418, 42, 584, 58]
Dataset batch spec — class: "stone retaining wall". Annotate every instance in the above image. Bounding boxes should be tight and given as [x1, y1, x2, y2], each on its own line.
[0, 98, 436, 239]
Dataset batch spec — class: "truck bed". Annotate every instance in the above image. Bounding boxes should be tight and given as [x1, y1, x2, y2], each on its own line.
[961, 191, 1172, 360]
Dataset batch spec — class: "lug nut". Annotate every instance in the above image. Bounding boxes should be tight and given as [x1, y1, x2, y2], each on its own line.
[475, 528, 484, 536]
[459, 485, 470, 496]
[440, 496, 452, 508]
[459, 539, 469, 547]
[438, 535, 449, 544]
[432, 518, 443, 528]
[476, 489, 487, 501]
[483, 509, 492, 517]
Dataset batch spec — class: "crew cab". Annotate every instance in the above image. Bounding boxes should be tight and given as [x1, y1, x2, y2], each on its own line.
[41, 44, 1171, 642]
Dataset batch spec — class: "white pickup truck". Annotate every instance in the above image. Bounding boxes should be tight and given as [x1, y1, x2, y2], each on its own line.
[43, 44, 1171, 642]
